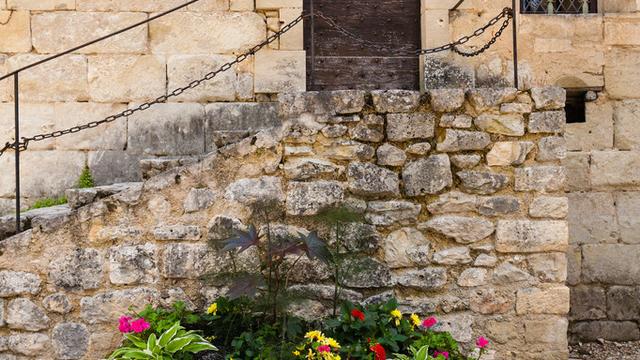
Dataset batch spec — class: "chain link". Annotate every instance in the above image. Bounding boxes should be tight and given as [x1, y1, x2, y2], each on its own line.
[0, 8, 513, 159]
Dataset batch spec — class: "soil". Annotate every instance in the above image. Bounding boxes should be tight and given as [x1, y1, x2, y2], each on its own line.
[570, 340, 640, 360]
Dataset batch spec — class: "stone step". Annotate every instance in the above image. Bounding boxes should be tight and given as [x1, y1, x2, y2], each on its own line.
[0, 205, 72, 241]
[65, 182, 143, 209]
[139, 156, 204, 180]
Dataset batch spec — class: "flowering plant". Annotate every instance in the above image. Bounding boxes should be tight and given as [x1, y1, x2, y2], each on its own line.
[292, 331, 342, 360]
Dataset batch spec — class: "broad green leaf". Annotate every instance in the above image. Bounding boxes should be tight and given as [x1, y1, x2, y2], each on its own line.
[124, 334, 147, 349]
[416, 345, 429, 360]
[123, 349, 151, 359]
[146, 334, 158, 353]
[165, 336, 193, 353]
[182, 342, 218, 353]
[158, 322, 181, 347]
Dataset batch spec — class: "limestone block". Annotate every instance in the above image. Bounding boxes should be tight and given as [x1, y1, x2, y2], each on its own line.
[536, 136, 567, 162]
[457, 170, 510, 195]
[516, 286, 570, 315]
[350, 122, 384, 143]
[563, 152, 590, 191]
[428, 89, 465, 112]
[127, 103, 205, 156]
[528, 111, 566, 134]
[6, 298, 50, 331]
[501, 102, 533, 114]
[457, 268, 487, 287]
[570, 286, 606, 320]
[371, 90, 421, 113]
[280, 7, 304, 50]
[386, 113, 436, 142]
[477, 196, 520, 216]
[109, 243, 158, 285]
[54, 103, 127, 151]
[467, 88, 518, 112]
[205, 102, 280, 151]
[167, 55, 238, 102]
[81, 288, 160, 324]
[604, 48, 640, 99]
[515, 166, 565, 192]
[341, 257, 392, 288]
[531, 87, 566, 110]
[605, 14, 640, 46]
[286, 181, 344, 216]
[254, 50, 306, 93]
[566, 99, 614, 151]
[406, 142, 432, 156]
[283, 157, 343, 181]
[533, 38, 572, 53]
[450, 154, 481, 168]
[426, 191, 478, 214]
[433, 246, 472, 265]
[320, 140, 375, 161]
[439, 114, 472, 128]
[591, 150, 640, 188]
[474, 114, 525, 136]
[0, 55, 9, 102]
[394, 267, 447, 290]
[88, 55, 166, 103]
[570, 191, 618, 247]
[614, 100, 640, 150]
[187, 0, 230, 11]
[0, 103, 57, 151]
[365, 200, 421, 226]
[496, 220, 568, 253]
[0, 271, 40, 297]
[582, 244, 640, 285]
[8, 0, 74, 9]
[377, 144, 406, 167]
[225, 176, 285, 206]
[48, 248, 105, 290]
[150, 12, 265, 54]
[0, 151, 86, 198]
[486, 141, 534, 166]
[616, 192, 640, 244]
[528, 252, 567, 283]
[256, 0, 302, 8]
[6, 54, 88, 102]
[77, 0, 185, 11]
[524, 317, 568, 350]
[42, 293, 72, 314]
[6, 333, 50, 356]
[347, 162, 400, 198]
[231, 0, 254, 10]
[384, 228, 430, 268]
[52, 323, 90, 360]
[604, 0, 640, 12]
[402, 155, 452, 196]
[436, 129, 491, 152]
[529, 196, 568, 219]
[0, 10, 31, 52]
[88, 151, 143, 185]
[566, 245, 582, 287]
[32, 12, 147, 54]
[571, 321, 640, 343]
[420, 216, 494, 244]
[339, 223, 382, 253]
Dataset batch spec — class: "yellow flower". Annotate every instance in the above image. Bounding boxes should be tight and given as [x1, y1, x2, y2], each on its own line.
[206, 303, 218, 315]
[305, 330, 325, 342]
[324, 337, 341, 349]
[293, 350, 301, 356]
[410, 313, 421, 327]
[306, 348, 314, 360]
[390, 309, 402, 326]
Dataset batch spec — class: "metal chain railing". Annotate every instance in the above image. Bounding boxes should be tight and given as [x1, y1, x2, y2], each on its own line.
[0, 7, 514, 160]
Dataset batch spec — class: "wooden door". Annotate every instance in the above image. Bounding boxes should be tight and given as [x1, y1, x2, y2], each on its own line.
[303, 0, 421, 91]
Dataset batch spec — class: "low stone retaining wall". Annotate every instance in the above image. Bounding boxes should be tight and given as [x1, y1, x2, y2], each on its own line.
[0, 88, 569, 359]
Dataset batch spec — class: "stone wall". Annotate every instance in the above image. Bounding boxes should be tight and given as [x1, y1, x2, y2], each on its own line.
[0, 88, 570, 359]
[424, 0, 640, 343]
[0, 0, 305, 213]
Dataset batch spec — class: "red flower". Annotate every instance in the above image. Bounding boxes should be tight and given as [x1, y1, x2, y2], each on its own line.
[476, 336, 489, 349]
[351, 309, 365, 321]
[421, 316, 437, 329]
[370, 343, 386, 360]
[317, 345, 331, 353]
[434, 351, 449, 359]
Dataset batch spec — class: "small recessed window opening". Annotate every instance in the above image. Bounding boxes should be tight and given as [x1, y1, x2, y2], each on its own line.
[565, 89, 597, 124]
[521, 0, 597, 14]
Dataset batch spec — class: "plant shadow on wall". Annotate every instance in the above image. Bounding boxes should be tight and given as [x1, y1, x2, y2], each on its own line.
[107, 203, 491, 360]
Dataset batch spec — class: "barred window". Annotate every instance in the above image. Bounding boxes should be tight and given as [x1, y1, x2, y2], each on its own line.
[521, 0, 597, 14]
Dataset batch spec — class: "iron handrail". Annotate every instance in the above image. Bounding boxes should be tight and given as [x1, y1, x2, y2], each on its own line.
[0, 0, 202, 82]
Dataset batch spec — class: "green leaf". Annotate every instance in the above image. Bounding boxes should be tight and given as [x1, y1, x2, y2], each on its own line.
[146, 334, 158, 354]
[182, 342, 218, 353]
[123, 349, 151, 359]
[165, 336, 193, 353]
[158, 322, 181, 347]
[416, 345, 429, 360]
[124, 334, 147, 350]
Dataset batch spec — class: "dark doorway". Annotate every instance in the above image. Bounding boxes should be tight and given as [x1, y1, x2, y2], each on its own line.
[303, 0, 421, 91]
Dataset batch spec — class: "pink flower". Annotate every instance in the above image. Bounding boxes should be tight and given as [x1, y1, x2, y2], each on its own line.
[130, 318, 150, 333]
[434, 351, 449, 359]
[421, 316, 437, 329]
[118, 316, 133, 333]
[476, 336, 489, 349]
[317, 345, 331, 353]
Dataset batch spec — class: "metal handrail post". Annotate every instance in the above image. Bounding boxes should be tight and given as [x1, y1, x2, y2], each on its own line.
[512, 0, 519, 89]
[14, 73, 20, 233]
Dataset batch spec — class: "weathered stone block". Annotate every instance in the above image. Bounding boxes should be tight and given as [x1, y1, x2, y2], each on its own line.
[563, 152, 590, 191]
[566, 99, 614, 151]
[371, 90, 421, 113]
[457, 170, 510, 195]
[283, 158, 343, 181]
[76, 0, 187, 11]
[477, 196, 520, 216]
[567, 245, 582, 287]
[496, 220, 568, 253]
[607, 286, 640, 321]
[437, 129, 491, 152]
[0, 10, 31, 52]
[424, 58, 475, 89]
[365, 200, 421, 226]
[426, 191, 477, 214]
[439, 114, 473, 128]
[450, 154, 481, 169]
[88, 152, 142, 186]
[420, 216, 494, 244]
[206, 102, 280, 150]
[6, 298, 49, 331]
[386, 113, 436, 142]
[529, 196, 568, 219]
[591, 150, 640, 188]
[347, 163, 400, 198]
[167, 55, 238, 102]
[127, 103, 205, 156]
[428, 89, 465, 112]
[516, 286, 570, 315]
[433, 246, 472, 265]
[402, 155, 452, 196]
[6, 54, 88, 102]
[255, 50, 306, 93]
[89, 55, 166, 103]
[536, 136, 567, 162]
[81, 288, 160, 324]
[528, 252, 567, 283]
[183, 188, 216, 213]
[524, 317, 568, 350]
[515, 166, 565, 192]
[604, 47, 640, 99]
[384, 228, 429, 268]
[582, 244, 640, 285]
[614, 100, 640, 150]
[486, 141, 534, 166]
[528, 111, 566, 134]
[377, 144, 407, 167]
[48, 248, 104, 290]
[571, 321, 640, 343]
[616, 192, 640, 244]
[467, 88, 518, 111]
[474, 113, 525, 136]
[394, 267, 447, 290]
[0, 271, 40, 297]
[52, 323, 90, 360]
[32, 12, 147, 53]
[286, 181, 344, 216]
[341, 258, 392, 288]
[109, 243, 158, 285]
[571, 286, 606, 321]
[225, 176, 284, 206]
[531, 86, 566, 110]
[43, 293, 72, 314]
[568, 192, 618, 245]
[457, 268, 487, 287]
[54, 103, 127, 151]
[6, 333, 49, 356]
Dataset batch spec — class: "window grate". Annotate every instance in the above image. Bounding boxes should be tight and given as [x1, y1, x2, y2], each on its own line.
[521, 0, 597, 14]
